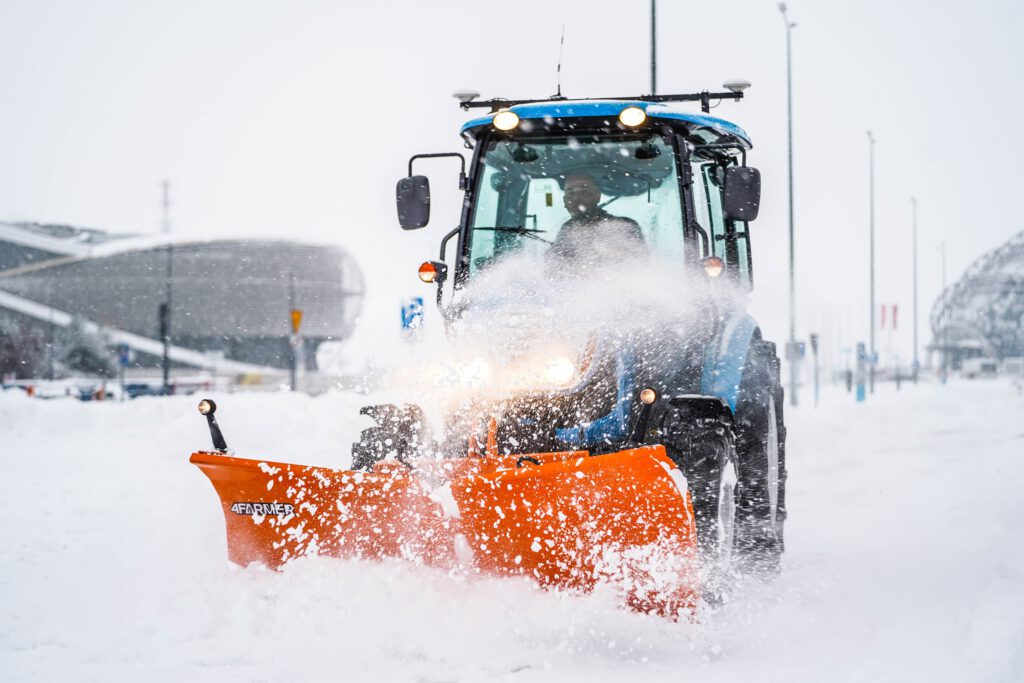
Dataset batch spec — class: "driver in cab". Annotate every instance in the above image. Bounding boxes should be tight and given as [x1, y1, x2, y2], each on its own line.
[547, 172, 646, 265]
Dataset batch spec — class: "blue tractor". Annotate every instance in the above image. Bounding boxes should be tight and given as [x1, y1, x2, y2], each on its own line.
[357, 89, 788, 573]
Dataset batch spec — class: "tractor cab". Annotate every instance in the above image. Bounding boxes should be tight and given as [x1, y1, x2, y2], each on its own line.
[398, 92, 762, 315]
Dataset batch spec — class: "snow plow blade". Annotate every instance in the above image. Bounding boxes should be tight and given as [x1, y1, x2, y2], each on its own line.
[191, 445, 699, 616]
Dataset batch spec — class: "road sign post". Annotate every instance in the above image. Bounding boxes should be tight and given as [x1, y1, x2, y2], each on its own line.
[855, 342, 867, 403]
[118, 343, 132, 402]
[809, 333, 819, 407]
[290, 309, 302, 392]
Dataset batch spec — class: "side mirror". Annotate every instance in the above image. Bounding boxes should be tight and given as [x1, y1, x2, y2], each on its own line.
[722, 166, 761, 221]
[396, 175, 430, 229]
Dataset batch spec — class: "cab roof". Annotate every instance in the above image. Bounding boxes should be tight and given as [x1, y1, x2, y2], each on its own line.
[460, 99, 752, 148]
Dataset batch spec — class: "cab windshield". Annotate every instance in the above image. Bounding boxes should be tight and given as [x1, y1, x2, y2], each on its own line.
[467, 132, 685, 276]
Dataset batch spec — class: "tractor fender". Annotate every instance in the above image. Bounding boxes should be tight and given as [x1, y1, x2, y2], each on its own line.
[700, 313, 759, 413]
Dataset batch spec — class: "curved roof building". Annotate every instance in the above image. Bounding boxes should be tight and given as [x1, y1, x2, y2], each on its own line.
[931, 230, 1024, 365]
[0, 222, 364, 374]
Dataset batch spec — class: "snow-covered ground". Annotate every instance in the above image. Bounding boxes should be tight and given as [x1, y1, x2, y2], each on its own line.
[1, 378, 1022, 682]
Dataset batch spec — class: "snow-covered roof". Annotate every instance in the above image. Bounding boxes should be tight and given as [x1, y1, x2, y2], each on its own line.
[0, 221, 128, 258]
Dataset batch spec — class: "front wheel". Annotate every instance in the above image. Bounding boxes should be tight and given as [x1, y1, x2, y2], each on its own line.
[664, 417, 740, 604]
[733, 337, 787, 573]
[659, 404, 740, 583]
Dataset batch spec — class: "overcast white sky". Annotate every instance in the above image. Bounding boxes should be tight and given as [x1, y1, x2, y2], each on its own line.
[1, 0, 1022, 370]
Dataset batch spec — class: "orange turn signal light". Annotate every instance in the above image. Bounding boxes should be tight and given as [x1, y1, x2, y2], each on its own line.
[418, 261, 439, 283]
[704, 256, 725, 278]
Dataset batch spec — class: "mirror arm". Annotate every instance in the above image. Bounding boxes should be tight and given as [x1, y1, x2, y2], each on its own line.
[430, 226, 461, 320]
[409, 153, 467, 189]
[439, 226, 460, 261]
[690, 220, 710, 257]
[738, 227, 754, 289]
[691, 144, 747, 168]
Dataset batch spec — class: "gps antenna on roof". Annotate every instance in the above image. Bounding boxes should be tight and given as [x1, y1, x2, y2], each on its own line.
[554, 25, 566, 100]
[453, 90, 480, 104]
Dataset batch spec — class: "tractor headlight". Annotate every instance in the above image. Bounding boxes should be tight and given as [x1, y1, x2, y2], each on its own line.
[703, 255, 725, 278]
[500, 350, 582, 392]
[618, 106, 647, 127]
[543, 355, 578, 386]
[455, 357, 492, 388]
[492, 110, 520, 131]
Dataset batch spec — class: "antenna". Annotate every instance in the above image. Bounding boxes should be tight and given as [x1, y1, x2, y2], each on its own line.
[555, 25, 565, 98]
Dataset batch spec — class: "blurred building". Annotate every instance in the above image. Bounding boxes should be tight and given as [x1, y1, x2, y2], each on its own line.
[0, 222, 364, 375]
[930, 230, 1024, 368]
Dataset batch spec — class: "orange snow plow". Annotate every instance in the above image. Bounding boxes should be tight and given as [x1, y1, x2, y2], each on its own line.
[191, 440, 700, 617]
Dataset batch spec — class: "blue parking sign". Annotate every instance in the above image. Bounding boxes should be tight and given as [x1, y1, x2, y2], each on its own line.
[118, 343, 133, 367]
[401, 297, 424, 331]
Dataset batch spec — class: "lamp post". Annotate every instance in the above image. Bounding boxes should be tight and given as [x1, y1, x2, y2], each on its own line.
[779, 2, 798, 407]
[289, 271, 297, 392]
[650, 0, 657, 94]
[938, 241, 948, 383]
[867, 130, 876, 394]
[911, 196, 919, 382]
[160, 180, 172, 396]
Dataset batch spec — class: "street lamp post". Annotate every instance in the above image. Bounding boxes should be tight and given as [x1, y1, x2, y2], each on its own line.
[867, 131, 876, 394]
[160, 180, 172, 396]
[779, 2, 798, 407]
[289, 271, 297, 392]
[651, 0, 657, 94]
[911, 196, 919, 382]
[938, 241, 948, 383]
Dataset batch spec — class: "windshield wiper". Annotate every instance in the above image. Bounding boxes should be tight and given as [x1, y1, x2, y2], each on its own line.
[473, 226, 553, 245]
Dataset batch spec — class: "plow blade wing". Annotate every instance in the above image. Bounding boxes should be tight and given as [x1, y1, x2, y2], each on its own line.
[190, 452, 456, 568]
[191, 445, 699, 615]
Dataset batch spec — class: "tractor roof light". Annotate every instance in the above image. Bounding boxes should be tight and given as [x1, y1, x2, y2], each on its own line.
[704, 256, 725, 278]
[639, 387, 658, 405]
[618, 106, 647, 127]
[198, 399, 216, 415]
[492, 109, 520, 131]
